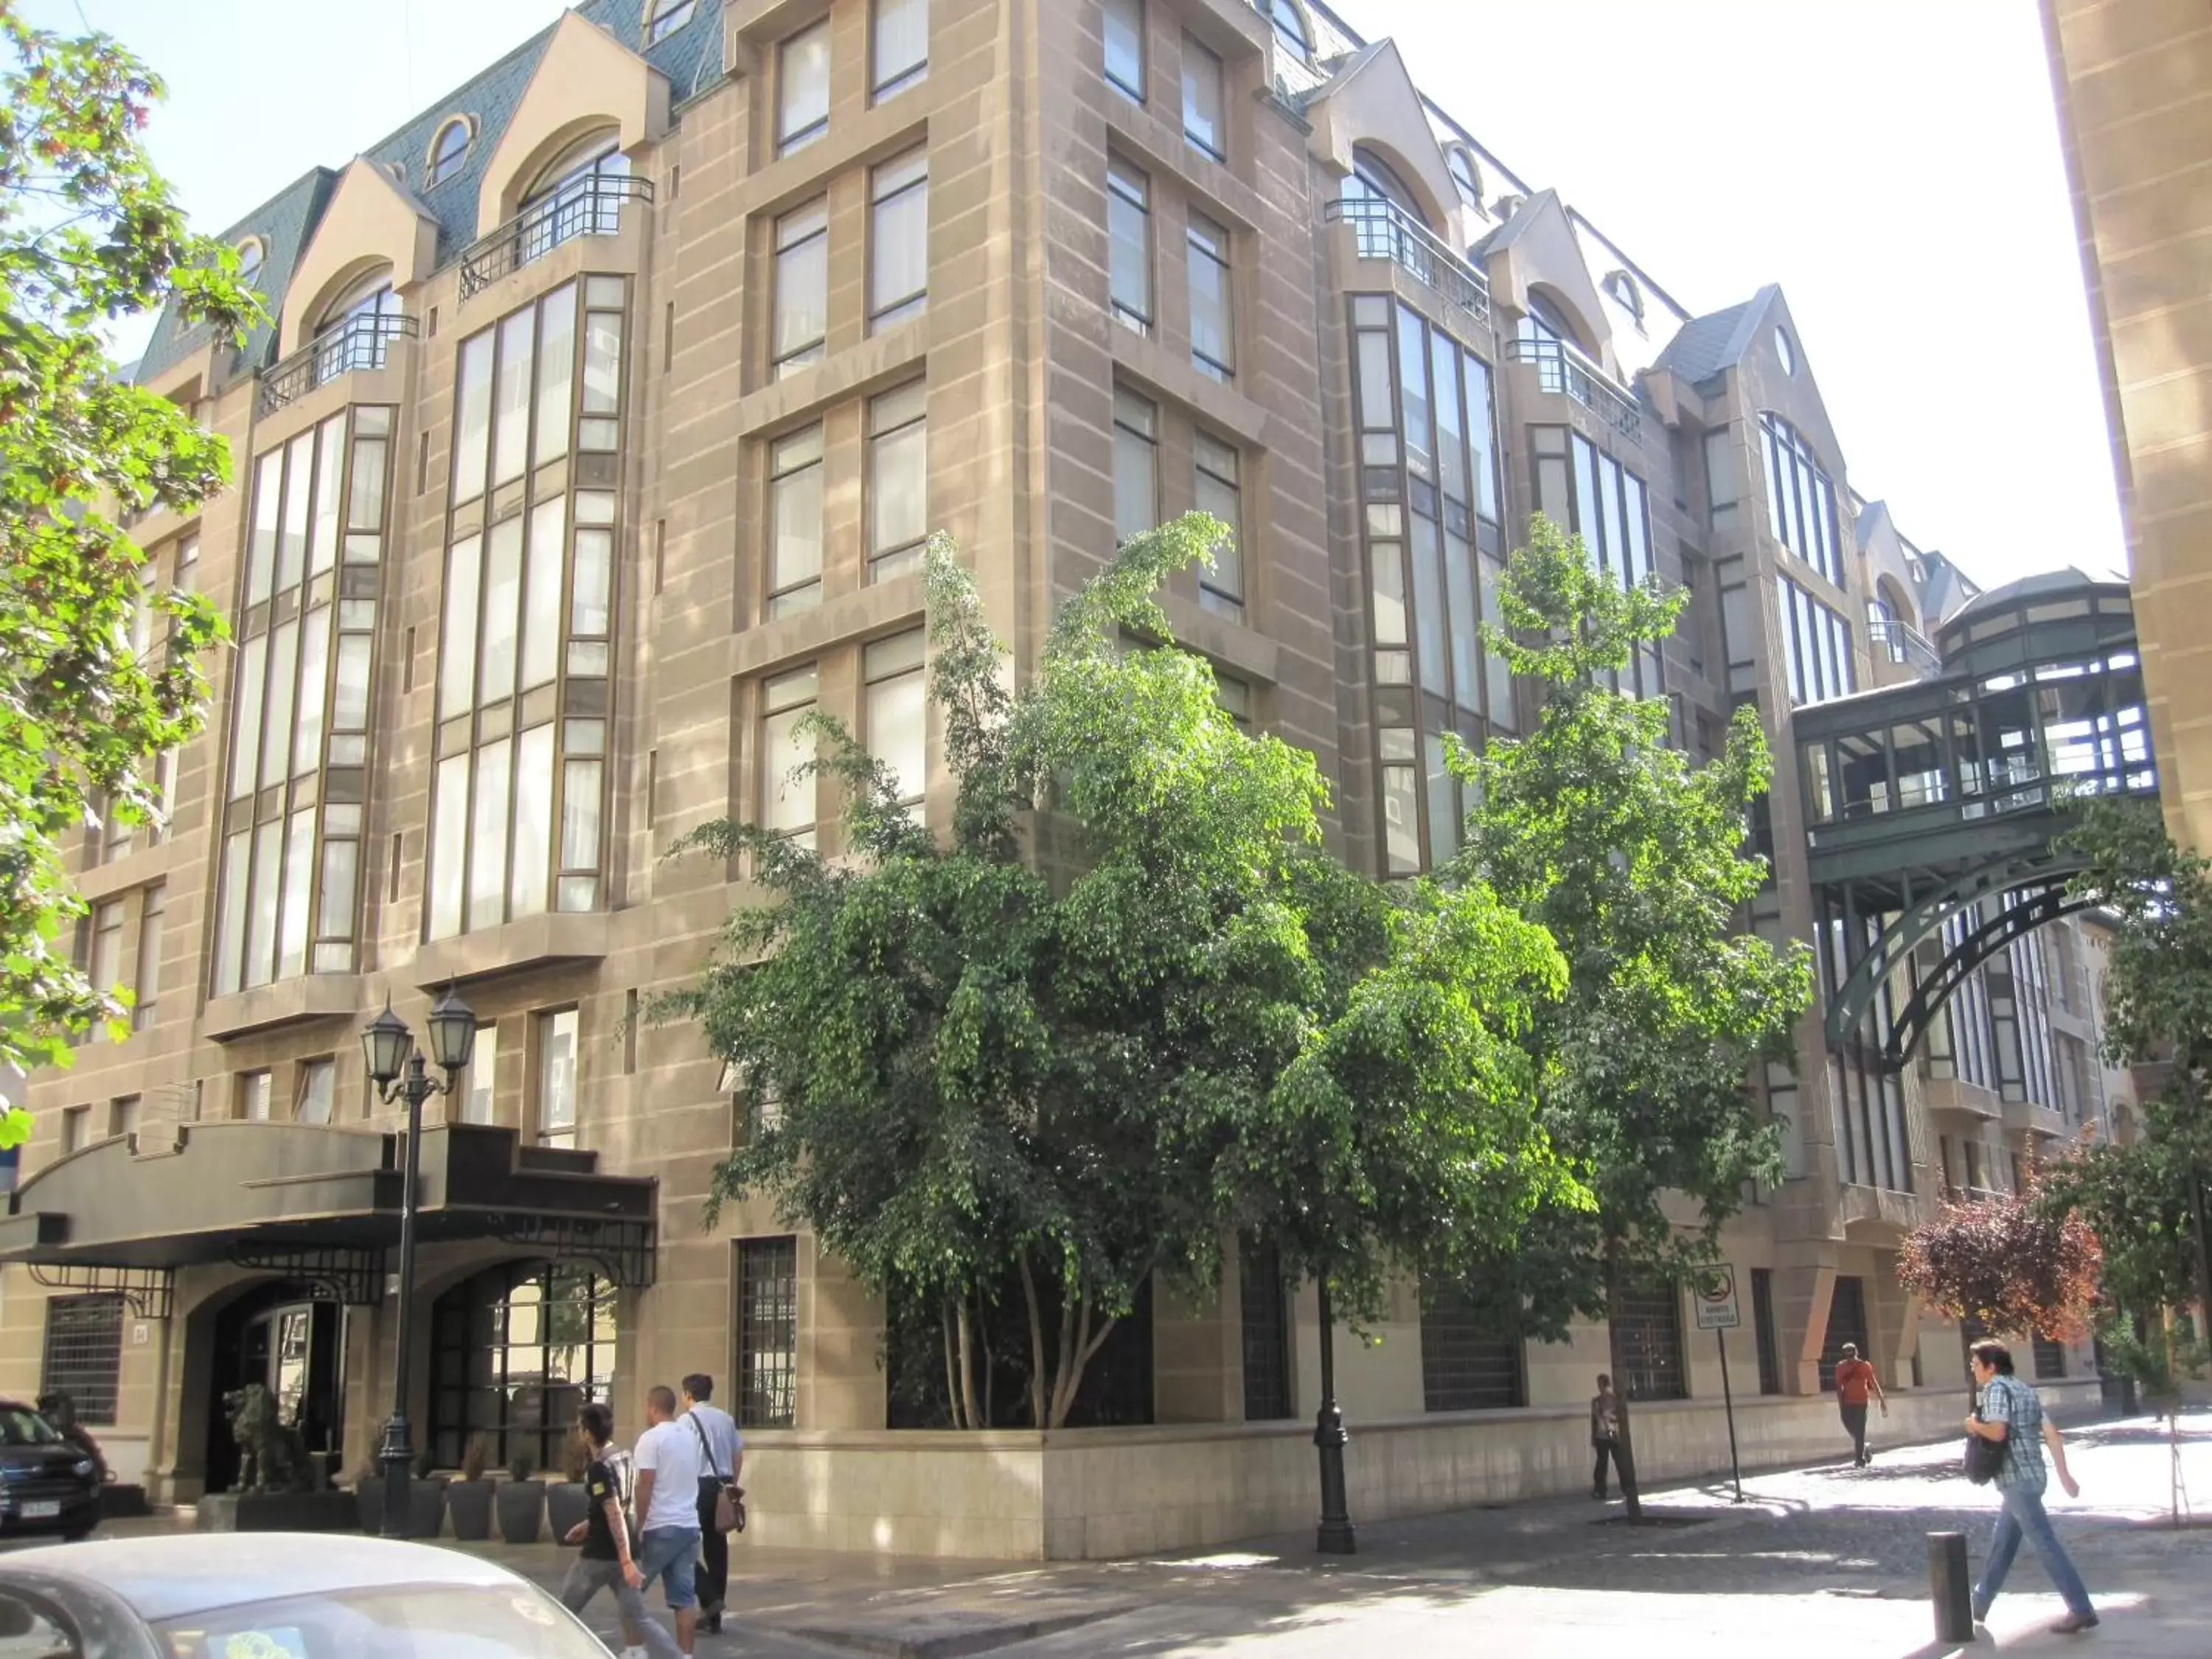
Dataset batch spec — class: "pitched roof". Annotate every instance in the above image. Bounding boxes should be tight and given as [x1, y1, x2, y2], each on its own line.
[1650, 285, 1780, 385]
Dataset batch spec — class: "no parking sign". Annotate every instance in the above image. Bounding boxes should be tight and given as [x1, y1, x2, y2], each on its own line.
[1695, 1264, 1742, 1331]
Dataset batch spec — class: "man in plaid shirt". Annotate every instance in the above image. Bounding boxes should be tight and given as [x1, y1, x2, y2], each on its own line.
[1963, 1338, 2096, 1633]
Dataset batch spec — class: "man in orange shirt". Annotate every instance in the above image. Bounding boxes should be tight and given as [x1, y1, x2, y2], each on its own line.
[1834, 1341, 1886, 1467]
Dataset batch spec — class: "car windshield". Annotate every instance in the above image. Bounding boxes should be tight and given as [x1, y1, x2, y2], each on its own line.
[153, 1583, 605, 1659]
[0, 1410, 63, 1447]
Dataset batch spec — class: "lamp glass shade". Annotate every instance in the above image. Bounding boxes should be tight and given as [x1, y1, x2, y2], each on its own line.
[361, 1005, 413, 1088]
[425, 987, 477, 1073]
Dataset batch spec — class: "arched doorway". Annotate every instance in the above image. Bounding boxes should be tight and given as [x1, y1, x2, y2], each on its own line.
[429, 1259, 617, 1470]
[202, 1281, 346, 1494]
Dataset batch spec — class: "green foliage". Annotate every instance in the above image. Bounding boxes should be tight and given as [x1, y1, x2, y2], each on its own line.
[661, 521, 1582, 1426]
[0, 6, 259, 1113]
[1446, 513, 1814, 1337]
[1896, 1185, 2102, 1340]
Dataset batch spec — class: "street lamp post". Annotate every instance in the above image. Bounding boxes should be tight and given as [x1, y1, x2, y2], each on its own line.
[1312, 1277, 1356, 1554]
[360, 987, 475, 1540]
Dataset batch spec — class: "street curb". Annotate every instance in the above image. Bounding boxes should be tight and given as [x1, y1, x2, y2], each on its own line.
[775, 1603, 1136, 1659]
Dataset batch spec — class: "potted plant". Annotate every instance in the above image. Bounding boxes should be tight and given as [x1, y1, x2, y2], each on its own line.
[406, 1446, 448, 1540]
[445, 1436, 495, 1541]
[544, 1429, 591, 1543]
[497, 1447, 546, 1544]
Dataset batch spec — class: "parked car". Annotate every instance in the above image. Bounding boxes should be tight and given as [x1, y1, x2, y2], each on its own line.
[0, 1402, 98, 1543]
[0, 1533, 611, 1657]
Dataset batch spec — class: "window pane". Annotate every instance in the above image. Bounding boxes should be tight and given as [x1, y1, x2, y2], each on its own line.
[1187, 213, 1233, 380]
[247, 448, 282, 605]
[333, 633, 372, 733]
[511, 724, 555, 919]
[1425, 731, 1457, 863]
[480, 516, 524, 705]
[276, 431, 313, 594]
[307, 415, 344, 577]
[1180, 35, 1222, 157]
[464, 1026, 499, 1124]
[439, 535, 481, 719]
[779, 21, 832, 151]
[260, 617, 298, 793]
[492, 309, 535, 487]
[1371, 540, 1408, 647]
[870, 150, 928, 327]
[453, 331, 493, 504]
[1194, 433, 1240, 604]
[296, 1062, 335, 1126]
[869, 386, 928, 574]
[867, 650, 927, 804]
[1113, 388, 1155, 543]
[1397, 305, 1429, 478]
[470, 739, 512, 931]
[534, 282, 576, 468]
[874, 0, 928, 94]
[572, 527, 613, 638]
[318, 838, 358, 946]
[277, 810, 313, 978]
[291, 604, 330, 777]
[1445, 528, 1477, 709]
[1411, 515, 1447, 698]
[521, 497, 566, 692]
[431, 754, 470, 940]
[538, 1009, 578, 1141]
[762, 696, 816, 837]
[1355, 327, 1394, 431]
[1103, 0, 1144, 98]
[1381, 757, 1420, 874]
[215, 832, 250, 995]
[770, 426, 824, 605]
[560, 759, 603, 871]
[1107, 161, 1150, 330]
[246, 821, 282, 988]
[1481, 552, 1514, 725]
[229, 631, 267, 801]
[773, 202, 829, 372]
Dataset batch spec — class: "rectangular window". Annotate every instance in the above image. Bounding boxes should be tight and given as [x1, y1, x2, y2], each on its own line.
[1112, 386, 1157, 544]
[537, 1007, 578, 1149]
[768, 424, 825, 616]
[864, 630, 928, 808]
[108, 1096, 140, 1141]
[295, 1059, 335, 1125]
[40, 1295, 122, 1425]
[132, 884, 164, 1032]
[60, 1105, 89, 1155]
[872, 0, 928, 99]
[1379, 726, 1419, 874]
[463, 1024, 499, 1125]
[1750, 1267, 1781, 1396]
[772, 199, 829, 378]
[1419, 1280, 1523, 1411]
[868, 381, 928, 580]
[869, 148, 929, 330]
[1609, 1276, 1686, 1402]
[1774, 574, 1857, 708]
[736, 1237, 799, 1428]
[777, 19, 832, 155]
[1239, 1238, 1293, 1421]
[1193, 431, 1242, 614]
[2032, 1332, 2067, 1380]
[1102, 0, 1144, 101]
[762, 666, 820, 846]
[240, 1070, 273, 1122]
[1180, 34, 1223, 159]
[88, 899, 124, 998]
[1186, 212, 1234, 383]
[1761, 414, 1843, 586]
[1105, 158, 1152, 335]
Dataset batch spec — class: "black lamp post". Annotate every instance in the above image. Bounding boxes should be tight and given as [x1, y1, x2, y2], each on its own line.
[359, 987, 474, 1540]
[1312, 1277, 1356, 1554]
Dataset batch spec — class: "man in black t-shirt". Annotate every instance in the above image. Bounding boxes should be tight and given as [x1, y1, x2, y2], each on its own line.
[558, 1402, 681, 1659]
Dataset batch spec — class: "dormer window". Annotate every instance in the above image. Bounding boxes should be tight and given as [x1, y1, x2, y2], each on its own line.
[1340, 147, 1424, 226]
[428, 117, 473, 188]
[235, 237, 265, 285]
[644, 0, 698, 44]
[1446, 147, 1483, 214]
[1603, 269, 1644, 325]
[1266, 0, 1312, 62]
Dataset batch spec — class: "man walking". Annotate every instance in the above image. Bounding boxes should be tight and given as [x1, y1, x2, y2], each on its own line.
[558, 1403, 679, 1659]
[1833, 1341, 1885, 1467]
[681, 1373, 743, 1635]
[1964, 1338, 2097, 1635]
[632, 1385, 707, 1655]
[1590, 1373, 1621, 1501]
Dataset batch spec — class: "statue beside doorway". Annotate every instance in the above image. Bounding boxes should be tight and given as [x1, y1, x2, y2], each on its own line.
[222, 1384, 309, 1495]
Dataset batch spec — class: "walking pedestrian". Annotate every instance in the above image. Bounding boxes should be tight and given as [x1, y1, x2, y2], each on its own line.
[681, 1373, 743, 1636]
[557, 1403, 680, 1659]
[1964, 1338, 2098, 1635]
[1833, 1341, 1886, 1467]
[632, 1385, 707, 1655]
[1590, 1373, 1622, 1500]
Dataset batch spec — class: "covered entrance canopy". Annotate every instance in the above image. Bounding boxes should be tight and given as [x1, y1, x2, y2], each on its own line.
[0, 1121, 657, 1315]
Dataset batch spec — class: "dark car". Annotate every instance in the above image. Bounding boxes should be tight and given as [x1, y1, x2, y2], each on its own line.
[0, 1533, 613, 1657]
[0, 1403, 98, 1544]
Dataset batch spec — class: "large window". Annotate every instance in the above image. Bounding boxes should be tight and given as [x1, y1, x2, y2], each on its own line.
[1180, 34, 1223, 159]
[773, 199, 829, 378]
[131, 885, 164, 1032]
[295, 1059, 335, 1125]
[1113, 386, 1157, 544]
[1608, 1277, 1686, 1402]
[1102, 0, 1144, 101]
[761, 666, 819, 847]
[1761, 414, 1843, 586]
[429, 1261, 616, 1470]
[212, 408, 391, 994]
[1239, 1239, 1293, 1422]
[1774, 574, 1856, 708]
[735, 1237, 799, 1428]
[867, 382, 928, 580]
[777, 20, 832, 156]
[536, 1007, 578, 1149]
[1193, 431, 1242, 615]
[428, 279, 624, 940]
[869, 148, 929, 331]
[863, 630, 927, 810]
[41, 1295, 122, 1425]
[1420, 1281, 1523, 1411]
[872, 0, 928, 99]
[1530, 425, 1663, 699]
[87, 900, 123, 1001]
[1106, 158, 1152, 335]
[1186, 212, 1234, 383]
[768, 423, 825, 616]
[462, 1024, 500, 1125]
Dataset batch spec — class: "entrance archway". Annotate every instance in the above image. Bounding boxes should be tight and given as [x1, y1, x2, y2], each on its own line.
[199, 1281, 347, 1493]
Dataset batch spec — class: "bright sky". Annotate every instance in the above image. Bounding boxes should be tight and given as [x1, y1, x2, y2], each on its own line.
[36, 0, 2124, 594]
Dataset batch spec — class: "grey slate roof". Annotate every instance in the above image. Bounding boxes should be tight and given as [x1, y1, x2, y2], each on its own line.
[136, 0, 726, 386]
[1650, 286, 1778, 386]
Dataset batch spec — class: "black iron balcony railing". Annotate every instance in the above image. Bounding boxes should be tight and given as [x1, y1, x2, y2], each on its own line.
[459, 174, 654, 302]
[1868, 617, 1942, 676]
[1502, 332, 1641, 441]
[1323, 195, 1491, 323]
[257, 313, 419, 416]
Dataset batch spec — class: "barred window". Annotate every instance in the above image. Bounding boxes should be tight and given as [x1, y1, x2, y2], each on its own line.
[1609, 1276, 1686, 1402]
[2033, 1332, 2067, 1380]
[1751, 1267, 1781, 1396]
[1419, 1280, 1523, 1411]
[736, 1237, 798, 1428]
[1239, 1238, 1293, 1422]
[41, 1295, 122, 1425]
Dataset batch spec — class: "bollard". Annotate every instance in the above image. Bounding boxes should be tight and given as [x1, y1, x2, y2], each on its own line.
[1928, 1531, 1974, 1644]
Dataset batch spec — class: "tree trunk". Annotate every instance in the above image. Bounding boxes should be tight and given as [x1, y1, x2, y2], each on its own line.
[1018, 1251, 1048, 1429]
[977, 1291, 997, 1430]
[1605, 1242, 1645, 1521]
[955, 1298, 981, 1433]
[2180, 1069, 2212, 1339]
[940, 1299, 965, 1430]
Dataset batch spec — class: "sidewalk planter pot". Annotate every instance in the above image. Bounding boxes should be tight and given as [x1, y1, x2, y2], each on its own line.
[407, 1474, 448, 1540]
[498, 1478, 547, 1544]
[197, 1491, 359, 1534]
[446, 1478, 494, 1541]
[545, 1481, 588, 1544]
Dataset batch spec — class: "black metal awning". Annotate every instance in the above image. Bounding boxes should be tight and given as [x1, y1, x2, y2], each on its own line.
[0, 1121, 658, 1312]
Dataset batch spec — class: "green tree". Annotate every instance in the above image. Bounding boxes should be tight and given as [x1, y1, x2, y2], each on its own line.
[0, 6, 256, 1103]
[662, 522, 1582, 1427]
[1447, 514, 1813, 1515]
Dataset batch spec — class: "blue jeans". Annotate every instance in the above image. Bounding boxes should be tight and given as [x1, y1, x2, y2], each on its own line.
[1973, 1484, 2093, 1620]
[637, 1525, 702, 1610]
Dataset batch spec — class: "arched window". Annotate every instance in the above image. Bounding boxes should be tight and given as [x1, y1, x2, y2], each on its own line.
[428, 1260, 618, 1470]
[520, 128, 632, 253]
[235, 237, 265, 285]
[426, 118, 472, 188]
[1340, 147, 1425, 227]
[1604, 269, 1644, 324]
[1521, 289, 1585, 353]
[644, 0, 699, 44]
[1446, 147, 1483, 213]
[1775, 324, 1798, 377]
[310, 264, 403, 383]
[1266, 0, 1312, 61]
[524, 129, 629, 206]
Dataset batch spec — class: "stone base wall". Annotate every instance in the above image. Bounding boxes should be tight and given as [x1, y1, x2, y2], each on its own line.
[734, 1380, 2109, 1562]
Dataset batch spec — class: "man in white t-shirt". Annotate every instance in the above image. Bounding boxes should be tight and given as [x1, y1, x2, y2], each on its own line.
[630, 1385, 706, 1655]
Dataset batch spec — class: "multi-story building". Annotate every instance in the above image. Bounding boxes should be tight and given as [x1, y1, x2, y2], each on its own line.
[0, 0, 2112, 1556]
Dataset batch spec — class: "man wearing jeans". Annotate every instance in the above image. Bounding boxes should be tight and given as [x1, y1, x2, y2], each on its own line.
[558, 1403, 678, 1659]
[631, 1385, 707, 1656]
[1964, 1338, 2097, 1635]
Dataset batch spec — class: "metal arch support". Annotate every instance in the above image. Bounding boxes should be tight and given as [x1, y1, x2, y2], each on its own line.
[26, 1263, 175, 1320]
[495, 1216, 657, 1289]
[1822, 853, 2084, 1048]
[1887, 886, 2096, 1065]
[226, 1245, 389, 1306]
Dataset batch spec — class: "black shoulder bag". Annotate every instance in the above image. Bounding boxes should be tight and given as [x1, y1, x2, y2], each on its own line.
[1964, 1402, 2007, 1486]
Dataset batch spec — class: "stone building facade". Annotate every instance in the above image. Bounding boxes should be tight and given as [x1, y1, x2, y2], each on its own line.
[0, 0, 2112, 1556]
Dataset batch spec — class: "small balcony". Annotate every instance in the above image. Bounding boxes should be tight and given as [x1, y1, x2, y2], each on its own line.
[257, 313, 417, 417]
[1323, 195, 1491, 324]
[1922, 1073, 2001, 1121]
[2002, 1097, 2069, 1141]
[1502, 332, 1641, 442]
[1869, 617, 1941, 676]
[459, 174, 654, 302]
